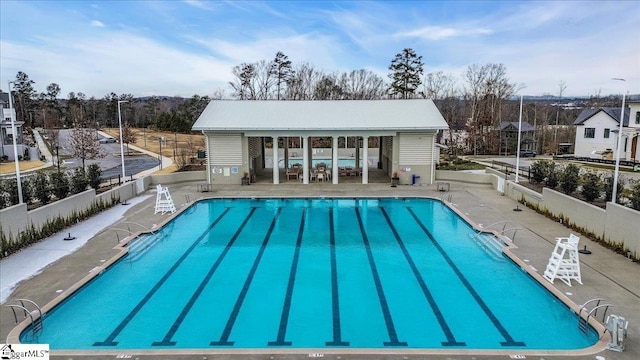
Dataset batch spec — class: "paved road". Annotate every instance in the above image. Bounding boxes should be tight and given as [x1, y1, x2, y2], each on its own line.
[57, 129, 159, 178]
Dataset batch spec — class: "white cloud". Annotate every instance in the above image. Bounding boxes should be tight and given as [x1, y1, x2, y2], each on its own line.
[90, 20, 105, 27]
[0, 33, 235, 97]
[182, 0, 216, 11]
[396, 26, 492, 41]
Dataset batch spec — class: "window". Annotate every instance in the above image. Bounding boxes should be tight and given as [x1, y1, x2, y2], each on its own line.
[604, 128, 610, 138]
[584, 128, 595, 138]
[636, 111, 640, 125]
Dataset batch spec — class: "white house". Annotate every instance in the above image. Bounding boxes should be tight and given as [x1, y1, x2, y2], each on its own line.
[192, 100, 449, 185]
[573, 104, 639, 162]
[1, 91, 37, 161]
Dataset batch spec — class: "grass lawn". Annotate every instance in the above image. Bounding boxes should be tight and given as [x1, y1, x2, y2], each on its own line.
[101, 128, 206, 161]
[0, 160, 47, 175]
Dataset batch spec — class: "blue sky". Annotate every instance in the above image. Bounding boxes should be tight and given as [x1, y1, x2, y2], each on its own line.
[1, 0, 638, 98]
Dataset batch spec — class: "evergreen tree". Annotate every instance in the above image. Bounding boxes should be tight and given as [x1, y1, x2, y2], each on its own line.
[388, 48, 424, 99]
[560, 164, 580, 194]
[87, 163, 102, 190]
[581, 172, 601, 202]
[271, 51, 293, 100]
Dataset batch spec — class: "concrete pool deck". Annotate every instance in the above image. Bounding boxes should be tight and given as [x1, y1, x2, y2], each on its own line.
[1, 180, 638, 360]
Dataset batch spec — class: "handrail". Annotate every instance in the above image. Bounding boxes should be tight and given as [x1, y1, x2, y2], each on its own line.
[5, 298, 44, 337]
[121, 221, 155, 234]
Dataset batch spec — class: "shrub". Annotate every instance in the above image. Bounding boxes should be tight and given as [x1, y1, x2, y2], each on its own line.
[545, 162, 559, 189]
[1, 178, 19, 206]
[87, 163, 102, 190]
[603, 173, 624, 203]
[630, 181, 640, 211]
[70, 168, 88, 194]
[530, 160, 551, 183]
[560, 164, 580, 194]
[50, 171, 70, 200]
[581, 172, 601, 203]
[32, 172, 51, 204]
[21, 177, 33, 205]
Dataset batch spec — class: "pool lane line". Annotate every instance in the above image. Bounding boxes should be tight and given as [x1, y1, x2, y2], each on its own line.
[210, 208, 283, 346]
[405, 207, 526, 347]
[268, 208, 307, 346]
[354, 207, 408, 347]
[325, 207, 350, 347]
[93, 207, 232, 347]
[152, 207, 259, 346]
[379, 207, 466, 347]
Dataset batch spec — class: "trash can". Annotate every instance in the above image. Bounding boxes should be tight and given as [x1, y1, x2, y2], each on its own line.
[412, 174, 421, 185]
[197, 150, 206, 159]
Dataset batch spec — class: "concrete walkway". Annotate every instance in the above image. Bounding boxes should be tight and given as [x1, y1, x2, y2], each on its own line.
[1, 181, 638, 360]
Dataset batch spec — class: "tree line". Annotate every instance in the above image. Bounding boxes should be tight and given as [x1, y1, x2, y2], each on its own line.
[6, 48, 625, 155]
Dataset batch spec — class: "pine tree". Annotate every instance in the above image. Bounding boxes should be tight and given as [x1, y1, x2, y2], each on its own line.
[388, 48, 424, 99]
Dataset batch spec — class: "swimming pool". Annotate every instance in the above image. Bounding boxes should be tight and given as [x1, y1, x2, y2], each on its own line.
[19, 198, 599, 351]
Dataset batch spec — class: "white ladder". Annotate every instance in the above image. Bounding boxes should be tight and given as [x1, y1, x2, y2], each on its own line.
[543, 234, 582, 286]
[154, 184, 176, 215]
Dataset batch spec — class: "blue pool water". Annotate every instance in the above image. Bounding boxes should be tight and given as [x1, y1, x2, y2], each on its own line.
[21, 198, 598, 350]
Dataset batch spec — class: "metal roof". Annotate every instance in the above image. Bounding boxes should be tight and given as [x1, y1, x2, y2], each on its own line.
[192, 99, 448, 132]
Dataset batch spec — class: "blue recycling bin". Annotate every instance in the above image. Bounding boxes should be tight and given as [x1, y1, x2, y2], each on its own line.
[412, 174, 420, 185]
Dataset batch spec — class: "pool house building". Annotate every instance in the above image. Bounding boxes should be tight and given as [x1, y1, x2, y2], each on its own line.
[192, 99, 449, 185]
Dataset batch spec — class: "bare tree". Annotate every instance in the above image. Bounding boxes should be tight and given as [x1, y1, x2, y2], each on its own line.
[286, 62, 321, 100]
[69, 126, 105, 169]
[424, 72, 461, 149]
[121, 123, 137, 155]
[462, 63, 516, 154]
[339, 69, 386, 99]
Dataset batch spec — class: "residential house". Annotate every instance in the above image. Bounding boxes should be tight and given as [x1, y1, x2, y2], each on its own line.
[573, 104, 639, 161]
[497, 121, 535, 155]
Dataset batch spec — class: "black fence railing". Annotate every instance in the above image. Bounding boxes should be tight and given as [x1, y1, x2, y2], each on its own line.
[489, 160, 531, 180]
[555, 155, 640, 169]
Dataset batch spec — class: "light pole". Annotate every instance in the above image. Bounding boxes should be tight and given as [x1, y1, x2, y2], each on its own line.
[55, 144, 60, 173]
[611, 78, 626, 204]
[117, 100, 128, 182]
[515, 94, 524, 183]
[7, 81, 23, 204]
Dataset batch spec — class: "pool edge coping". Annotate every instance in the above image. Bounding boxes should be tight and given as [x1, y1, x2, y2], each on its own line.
[6, 195, 611, 357]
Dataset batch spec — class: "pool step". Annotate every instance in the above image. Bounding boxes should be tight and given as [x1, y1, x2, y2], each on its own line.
[469, 232, 505, 260]
[127, 233, 162, 262]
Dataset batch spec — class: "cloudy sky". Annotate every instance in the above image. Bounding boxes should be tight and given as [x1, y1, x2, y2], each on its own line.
[1, 0, 638, 98]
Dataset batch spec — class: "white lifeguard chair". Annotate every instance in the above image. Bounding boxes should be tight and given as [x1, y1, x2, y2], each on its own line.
[154, 184, 176, 215]
[543, 233, 582, 286]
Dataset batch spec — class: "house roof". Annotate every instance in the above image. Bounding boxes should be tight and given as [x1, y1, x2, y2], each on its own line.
[192, 99, 449, 133]
[498, 121, 535, 132]
[573, 107, 630, 126]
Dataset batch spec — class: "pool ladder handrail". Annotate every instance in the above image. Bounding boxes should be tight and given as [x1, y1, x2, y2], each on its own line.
[578, 298, 613, 335]
[121, 221, 156, 235]
[5, 298, 43, 336]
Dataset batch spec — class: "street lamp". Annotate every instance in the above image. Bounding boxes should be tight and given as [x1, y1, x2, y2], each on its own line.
[611, 78, 626, 204]
[117, 100, 128, 182]
[7, 81, 23, 204]
[515, 94, 524, 183]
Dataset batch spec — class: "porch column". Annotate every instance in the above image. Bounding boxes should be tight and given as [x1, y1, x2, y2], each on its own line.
[355, 137, 360, 173]
[362, 136, 369, 184]
[302, 136, 309, 184]
[332, 135, 339, 184]
[272, 136, 279, 184]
